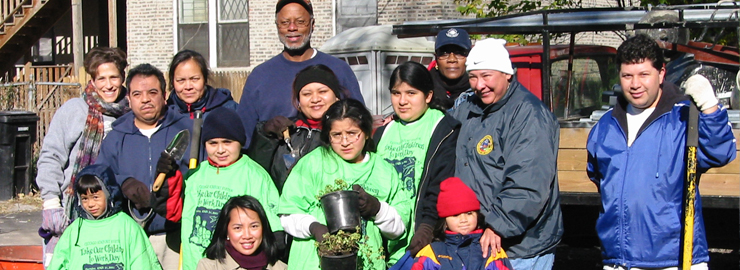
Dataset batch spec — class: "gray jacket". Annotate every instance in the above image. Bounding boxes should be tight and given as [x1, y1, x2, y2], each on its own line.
[450, 79, 563, 259]
[36, 98, 118, 202]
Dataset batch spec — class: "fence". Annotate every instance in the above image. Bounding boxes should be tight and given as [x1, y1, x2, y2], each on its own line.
[0, 63, 82, 153]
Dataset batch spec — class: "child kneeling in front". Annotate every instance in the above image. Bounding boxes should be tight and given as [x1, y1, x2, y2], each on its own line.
[48, 164, 161, 270]
[412, 177, 512, 270]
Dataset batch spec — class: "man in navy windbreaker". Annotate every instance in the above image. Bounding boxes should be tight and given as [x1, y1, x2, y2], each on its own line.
[96, 63, 191, 269]
[587, 34, 736, 269]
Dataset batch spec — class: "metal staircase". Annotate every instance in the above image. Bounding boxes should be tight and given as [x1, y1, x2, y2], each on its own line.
[0, 0, 70, 76]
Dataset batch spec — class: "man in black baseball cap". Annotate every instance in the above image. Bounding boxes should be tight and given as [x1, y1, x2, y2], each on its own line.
[432, 28, 473, 110]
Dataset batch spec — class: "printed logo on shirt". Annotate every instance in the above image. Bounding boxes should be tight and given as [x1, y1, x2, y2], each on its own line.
[385, 157, 417, 199]
[83, 263, 124, 270]
[477, 135, 494, 155]
[190, 207, 220, 248]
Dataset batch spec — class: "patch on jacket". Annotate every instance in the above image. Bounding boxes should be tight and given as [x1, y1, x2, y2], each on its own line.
[437, 254, 453, 260]
[477, 135, 494, 155]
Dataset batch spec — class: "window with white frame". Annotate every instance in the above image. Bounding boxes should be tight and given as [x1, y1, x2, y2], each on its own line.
[177, 0, 249, 67]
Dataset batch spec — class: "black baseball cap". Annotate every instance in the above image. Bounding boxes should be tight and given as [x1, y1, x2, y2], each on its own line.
[435, 28, 472, 51]
[276, 0, 313, 15]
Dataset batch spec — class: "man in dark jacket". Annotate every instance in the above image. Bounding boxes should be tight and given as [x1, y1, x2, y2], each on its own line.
[431, 28, 472, 111]
[96, 63, 191, 269]
[450, 38, 563, 269]
[587, 34, 736, 269]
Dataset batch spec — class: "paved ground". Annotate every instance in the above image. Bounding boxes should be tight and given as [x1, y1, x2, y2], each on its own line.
[0, 204, 42, 246]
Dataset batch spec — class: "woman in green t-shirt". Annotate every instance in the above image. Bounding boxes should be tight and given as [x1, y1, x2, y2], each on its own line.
[278, 99, 412, 270]
[373, 61, 461, 263]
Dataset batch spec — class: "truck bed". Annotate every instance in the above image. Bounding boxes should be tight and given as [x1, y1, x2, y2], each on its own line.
[558, 127, 740, 209]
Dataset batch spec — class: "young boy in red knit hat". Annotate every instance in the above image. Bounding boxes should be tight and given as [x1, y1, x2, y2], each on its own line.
[411, 177, 512, 270]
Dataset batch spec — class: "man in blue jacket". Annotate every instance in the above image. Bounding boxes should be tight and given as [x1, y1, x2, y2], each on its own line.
[96, 63, 191, 269]
[587, 34, 736, 269]
[451, 38, 563, 269]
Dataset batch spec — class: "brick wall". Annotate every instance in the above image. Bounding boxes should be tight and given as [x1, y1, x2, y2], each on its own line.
[126, 0, 175, 70]
[377, 0, 463, 25]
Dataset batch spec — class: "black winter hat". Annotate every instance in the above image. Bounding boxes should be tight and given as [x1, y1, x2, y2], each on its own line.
[201, 107, 246, 146]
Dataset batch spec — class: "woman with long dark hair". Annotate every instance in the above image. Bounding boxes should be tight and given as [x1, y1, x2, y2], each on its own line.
[198, 195, 287, 270]
[373, 61, 460, 262]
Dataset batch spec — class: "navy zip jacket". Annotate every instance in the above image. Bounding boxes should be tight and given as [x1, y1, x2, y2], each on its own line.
[587, 82, 736, 268]
[450, 79, 563, 259]
[96, 108, 192, 234]
[167, 85, 238, 161]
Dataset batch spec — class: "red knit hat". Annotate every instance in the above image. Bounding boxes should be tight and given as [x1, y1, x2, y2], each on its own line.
[437, 177, 480, 218]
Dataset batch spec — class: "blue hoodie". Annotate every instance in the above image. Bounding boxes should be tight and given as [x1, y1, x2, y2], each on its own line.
[96, 108, 192, 234]
[74, 164, 123, 220]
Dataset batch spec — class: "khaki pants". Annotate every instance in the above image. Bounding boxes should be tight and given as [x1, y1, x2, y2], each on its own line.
[149, 233, 179, 270]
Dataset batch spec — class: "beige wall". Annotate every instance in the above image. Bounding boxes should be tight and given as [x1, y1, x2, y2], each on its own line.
[126, 0, 175, 70]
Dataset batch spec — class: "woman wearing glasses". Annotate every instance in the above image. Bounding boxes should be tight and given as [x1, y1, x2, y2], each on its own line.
[373, 61, 461, 264]
[247, 64, 346, 193]
[278, 99, 413, 270]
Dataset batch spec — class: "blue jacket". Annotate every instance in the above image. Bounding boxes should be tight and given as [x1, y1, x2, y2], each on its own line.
[586, 83, 736, 268]
[167, 85, 238, 161]
[96, 108, 192, 234]
[412, 230, 512, 270]
[450, 79, 563, 258]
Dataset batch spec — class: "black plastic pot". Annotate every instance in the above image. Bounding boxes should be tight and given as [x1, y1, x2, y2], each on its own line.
[319, 253, 357, 270]
[320, 190, 361, 233]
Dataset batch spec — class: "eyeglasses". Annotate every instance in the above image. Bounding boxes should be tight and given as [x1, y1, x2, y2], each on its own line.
[329, 130, 363, 145]
[276, 18, 312, 29]
[436, 50, 468, 60]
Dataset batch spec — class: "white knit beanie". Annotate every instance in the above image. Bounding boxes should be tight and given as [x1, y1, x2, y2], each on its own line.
[465, 38, 514, 75]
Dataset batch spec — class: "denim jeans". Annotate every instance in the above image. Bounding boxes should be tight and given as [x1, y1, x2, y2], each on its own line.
[510, 252, 555, 270]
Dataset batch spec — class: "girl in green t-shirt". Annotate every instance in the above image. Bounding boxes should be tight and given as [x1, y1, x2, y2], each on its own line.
[374, 61, 461, 264]
[278, 99, 412, 270]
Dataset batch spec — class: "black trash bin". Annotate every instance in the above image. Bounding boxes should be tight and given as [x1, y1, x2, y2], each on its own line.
[0, 111, 39, 200]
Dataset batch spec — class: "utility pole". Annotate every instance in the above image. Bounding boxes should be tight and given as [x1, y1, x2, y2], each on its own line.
[108, 0, 117, 47]
[71, 0, 84, 78]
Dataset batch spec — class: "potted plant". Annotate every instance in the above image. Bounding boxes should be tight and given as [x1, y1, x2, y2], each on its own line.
[316, 228, 361, 270]
[318, 179, 361, 233]
[315, 227, 385, 270]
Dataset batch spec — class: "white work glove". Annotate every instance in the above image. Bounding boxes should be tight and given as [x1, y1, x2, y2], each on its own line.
[682, 74, 719, 111]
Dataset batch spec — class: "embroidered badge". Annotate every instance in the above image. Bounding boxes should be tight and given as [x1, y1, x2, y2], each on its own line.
[446, 28, 459, 38]
[477, 135, 494, 155]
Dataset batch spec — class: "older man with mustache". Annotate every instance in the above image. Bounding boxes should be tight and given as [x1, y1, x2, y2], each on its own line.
[236, 0, 364, 149]
[95, 63, 192, 269]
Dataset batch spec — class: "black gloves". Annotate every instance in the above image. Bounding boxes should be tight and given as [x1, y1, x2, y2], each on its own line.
[309, 222, 329, 242]
[121, 177, 151, 210]
[156, 151, 178, 176]
[353, 184, 380, 219]
[407, 223, 434, 256]
[263, 116, 294, 139]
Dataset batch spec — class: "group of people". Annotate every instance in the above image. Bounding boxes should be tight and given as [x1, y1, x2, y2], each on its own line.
[34, 0, 736, 269]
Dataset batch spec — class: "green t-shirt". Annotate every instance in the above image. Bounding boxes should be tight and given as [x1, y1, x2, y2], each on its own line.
[376, 108, 443, 263]
[278, 147, 412, 270]
[180, 155, 282, 270]
[49, 212, 161, 270]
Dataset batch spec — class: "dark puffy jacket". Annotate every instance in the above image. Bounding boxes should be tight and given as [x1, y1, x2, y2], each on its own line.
[96, 108, 191, 235]
[450, 79, 563, 259]
[167, 85, 238, 161]
[246, 115, 322, 193]
[587, 83, 736, 268]
[373, 113, 460, 229]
